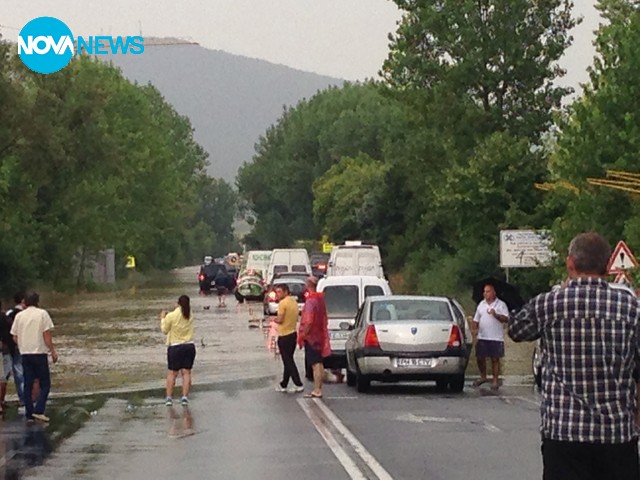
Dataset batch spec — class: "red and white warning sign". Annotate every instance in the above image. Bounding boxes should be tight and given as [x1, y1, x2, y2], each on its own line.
[607, 241, 639, 274]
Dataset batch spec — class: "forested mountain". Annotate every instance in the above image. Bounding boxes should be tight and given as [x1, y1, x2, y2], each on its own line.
[105, 39, 343, 182]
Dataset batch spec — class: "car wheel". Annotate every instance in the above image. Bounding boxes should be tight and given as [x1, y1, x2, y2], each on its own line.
[449, 374, 465, 393]
[356, 368, 370, 393]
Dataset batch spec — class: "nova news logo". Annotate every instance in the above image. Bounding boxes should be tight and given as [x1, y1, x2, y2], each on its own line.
[18, 16, 144, 74]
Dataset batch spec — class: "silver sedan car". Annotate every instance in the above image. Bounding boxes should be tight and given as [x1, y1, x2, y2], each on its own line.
[345, 295, 472, 393]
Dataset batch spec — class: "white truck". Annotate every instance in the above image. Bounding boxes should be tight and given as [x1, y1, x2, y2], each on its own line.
[327, 241, 385, 279]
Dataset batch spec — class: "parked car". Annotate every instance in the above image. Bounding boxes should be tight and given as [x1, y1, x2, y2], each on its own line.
[531, 282, 638, 389]
[263, 278, 307, 316]
[345, 295, 472, 393]
[243, 250, 273, 280]
[317, 275, 392, 369]
[266, 249, 312, 284]
[310, 252, 330, 278]
[327, 242, 385, 279]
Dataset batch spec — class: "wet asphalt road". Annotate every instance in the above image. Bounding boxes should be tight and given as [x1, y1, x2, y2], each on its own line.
[6, 268, 545, 479]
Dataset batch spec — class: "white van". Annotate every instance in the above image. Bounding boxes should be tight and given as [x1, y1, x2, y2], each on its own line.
[327, 243, 385, 279]
[243, 250, 272, 278]
[266, 249, 311, 283]
[317, 275, 392, 368]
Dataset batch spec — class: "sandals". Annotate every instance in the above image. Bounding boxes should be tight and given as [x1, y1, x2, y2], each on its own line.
[473, 378, 489, 387]
[303, 392, 323, 399]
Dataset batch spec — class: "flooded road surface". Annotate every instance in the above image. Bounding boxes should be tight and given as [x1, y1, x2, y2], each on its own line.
[0, 267, 538, 479]
[44, 266, 280, 394]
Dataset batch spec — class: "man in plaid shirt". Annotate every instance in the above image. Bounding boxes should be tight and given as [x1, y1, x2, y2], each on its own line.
[509, 232, 640, 480]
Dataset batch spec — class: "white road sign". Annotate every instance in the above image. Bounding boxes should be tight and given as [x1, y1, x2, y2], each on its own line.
[500, 230, 554, 268]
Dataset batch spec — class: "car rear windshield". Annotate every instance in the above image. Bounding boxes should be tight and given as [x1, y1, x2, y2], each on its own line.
[364, 285, 384, 297]
[323, 285, 359, 319]
[371, 299, 452, 322]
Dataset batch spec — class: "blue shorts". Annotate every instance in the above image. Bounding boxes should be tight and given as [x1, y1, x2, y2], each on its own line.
[475, 339, 504, 359]
[304, 342, 323, 366]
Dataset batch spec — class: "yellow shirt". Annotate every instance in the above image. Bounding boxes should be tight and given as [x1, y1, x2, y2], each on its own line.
[277, 296, 299, 336]
[161, 307, 194, 345]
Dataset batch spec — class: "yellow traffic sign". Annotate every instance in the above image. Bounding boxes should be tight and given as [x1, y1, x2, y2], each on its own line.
[126, 255, 136, 269]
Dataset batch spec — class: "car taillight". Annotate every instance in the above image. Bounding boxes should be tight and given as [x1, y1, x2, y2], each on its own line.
[364, 325, 380, 348]
[198, 274, 205, 281]
[448, 325, 462, 348]
[318, 263, 326, 270]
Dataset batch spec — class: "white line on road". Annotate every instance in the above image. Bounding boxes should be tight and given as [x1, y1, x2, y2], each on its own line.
[313, 399, 394, 480]
[297, 399, 367, 480]
[397, 413, 502, 432]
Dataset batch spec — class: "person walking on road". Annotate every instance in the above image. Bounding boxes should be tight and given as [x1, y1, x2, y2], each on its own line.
[0, 292, 26, 408]
[273, 284, 304, 393]
[509, 232, 640, 480]
[10, 291, 57, 423]
[472, 284, 509, 390]
[161, 295, 196, 406]
[298, 276, 330, 398]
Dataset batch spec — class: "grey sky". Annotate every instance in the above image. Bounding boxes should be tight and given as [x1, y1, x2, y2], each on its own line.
[2, 0, 600, 85]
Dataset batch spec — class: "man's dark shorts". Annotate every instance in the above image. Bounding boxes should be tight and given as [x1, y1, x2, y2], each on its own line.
[167, 343, 196, 371]
[304, 342, 323, 366]
[475, 339, 504, 358]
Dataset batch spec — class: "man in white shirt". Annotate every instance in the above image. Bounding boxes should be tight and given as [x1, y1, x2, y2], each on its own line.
[10, 291, 58, 423]
[472, 284, 509, 390]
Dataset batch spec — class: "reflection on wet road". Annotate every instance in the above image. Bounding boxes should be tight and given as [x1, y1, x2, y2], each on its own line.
[0, 421, 51, 480]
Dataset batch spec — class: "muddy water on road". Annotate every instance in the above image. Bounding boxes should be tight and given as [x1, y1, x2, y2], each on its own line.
[43, 267, 278, 394]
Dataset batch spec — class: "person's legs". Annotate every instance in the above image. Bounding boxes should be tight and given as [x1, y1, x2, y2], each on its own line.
[542, 439, 596, 480]
[491, 358, 501, 389]
[278, 333, 302, 388]
[33, 355, 50, 415]
[180, 369, 191, 398]
[312, 362, 324, 395]
[166, 370, 178, 398]
[21, 355, 35, 419]
[11, 353, 25, 405]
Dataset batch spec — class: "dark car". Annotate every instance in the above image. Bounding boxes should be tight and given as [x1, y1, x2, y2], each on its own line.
[310, 253, 330, 278]
[198, 262, 228, 294]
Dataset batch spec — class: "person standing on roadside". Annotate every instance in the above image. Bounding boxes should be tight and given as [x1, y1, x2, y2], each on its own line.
[161, 295, 196, 406]
[298, 276, 330, 398]
[273, 284, 304, 393]
[472, 284, 509, 391]
[10, 291, 57, 423]
[0, 292, 26, 409]
[509, 232, 640, 480]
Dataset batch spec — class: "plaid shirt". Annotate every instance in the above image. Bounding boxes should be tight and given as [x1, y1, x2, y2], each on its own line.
[509, 277, 640, 444]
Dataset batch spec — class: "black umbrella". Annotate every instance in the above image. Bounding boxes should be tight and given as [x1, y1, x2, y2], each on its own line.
[472, 277, 525, 312]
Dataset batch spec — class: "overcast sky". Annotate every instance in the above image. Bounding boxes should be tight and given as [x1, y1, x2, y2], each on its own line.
[2, 0, 600, 85]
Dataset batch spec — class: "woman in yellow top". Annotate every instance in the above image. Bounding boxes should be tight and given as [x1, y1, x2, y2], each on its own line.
[273, 284, 304, 393]
[160, 295, 195, 406]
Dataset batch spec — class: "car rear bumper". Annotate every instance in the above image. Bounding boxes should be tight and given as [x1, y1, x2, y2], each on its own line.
[357, 355, 467, 377]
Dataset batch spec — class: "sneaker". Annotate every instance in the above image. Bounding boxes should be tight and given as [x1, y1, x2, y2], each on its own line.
[165, 397, 173, 406]
[32, 413, 50, 423]
[274, 385, 287, 393]
[288, 385, 304, 393]
[180, 396, 189, 406]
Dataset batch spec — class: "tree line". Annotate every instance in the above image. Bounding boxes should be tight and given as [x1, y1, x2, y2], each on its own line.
[237, 0, 640, 299]
[0, 40, 238, 294]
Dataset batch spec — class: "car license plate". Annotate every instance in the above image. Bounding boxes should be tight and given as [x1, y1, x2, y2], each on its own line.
[397, 358, 432, 367]
[330, 331, 350, 340]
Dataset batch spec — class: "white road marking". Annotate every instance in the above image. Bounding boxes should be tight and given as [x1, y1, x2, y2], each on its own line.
[396, 413, 502, 433]
[313, 399, 394, 480]
[297, 399, 367, 480]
